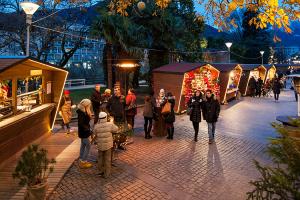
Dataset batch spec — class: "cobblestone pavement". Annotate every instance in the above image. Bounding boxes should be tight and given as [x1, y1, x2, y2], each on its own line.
[48, 91, 297, 200]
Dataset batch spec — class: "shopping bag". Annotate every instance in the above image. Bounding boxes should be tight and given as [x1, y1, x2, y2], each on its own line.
[161, 102, 171, 115]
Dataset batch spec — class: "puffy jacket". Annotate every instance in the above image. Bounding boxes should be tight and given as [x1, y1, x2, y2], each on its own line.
[126, 94, 137, 116]
[203, 96, 220, 123]
[143, 100, 154, 118]
[94, 120, 119, 151]
[188, 95, 204, 122]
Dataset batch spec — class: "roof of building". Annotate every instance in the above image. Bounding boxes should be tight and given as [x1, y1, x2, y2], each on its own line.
[209, 63, 241, 72]
[0, 57, 67, 73]
[240, 64, 265, 70]
[153, 62, 208, 74]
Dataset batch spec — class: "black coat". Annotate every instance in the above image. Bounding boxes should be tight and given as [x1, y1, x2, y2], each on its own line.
[91, 89, 102, 112]
[77, 109, 91, 138]
[106, 95, 126, 118]
[162, 97, 175, 124]
[249, 77, 256, 89]
[188, 96, 204, 122]
[203, 97, 220, 123]
[273, 78, 281, 94]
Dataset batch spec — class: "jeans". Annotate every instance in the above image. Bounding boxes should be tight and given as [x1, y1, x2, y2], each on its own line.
[79, 138, 91, 161]
[207, 122, 216, 140]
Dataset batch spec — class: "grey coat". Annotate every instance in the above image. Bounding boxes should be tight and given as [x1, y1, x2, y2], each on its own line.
[143, 100, 154, 118]
[94, 120, 119, 151]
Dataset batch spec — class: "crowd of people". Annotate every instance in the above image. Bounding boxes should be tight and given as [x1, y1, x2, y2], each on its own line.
[58, 84, 222, 178]
[248, 75, 283, 102]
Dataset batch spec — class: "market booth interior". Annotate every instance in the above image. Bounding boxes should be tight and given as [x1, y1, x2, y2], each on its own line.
[0, 56, 68, 165]
[264, 64, 277, 83]
[239, 64, 267, 96]
[211, 63, 243, 104]
[153, 63, 220, 113]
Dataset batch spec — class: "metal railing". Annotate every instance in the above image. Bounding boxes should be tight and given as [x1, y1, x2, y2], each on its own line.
[65, 79, 86, 87]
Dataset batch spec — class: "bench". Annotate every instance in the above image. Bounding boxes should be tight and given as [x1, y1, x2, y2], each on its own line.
[65, 79, 86, 87]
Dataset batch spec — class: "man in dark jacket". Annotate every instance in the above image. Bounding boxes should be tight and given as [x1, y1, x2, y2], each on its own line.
[106, 88, 126, 123]
[203, 90, 220, 144]
[91, 84, 102, 124]
[248, 76, 256, 97]
[273, 77, 281, 101]
[256, 77, 264, 98]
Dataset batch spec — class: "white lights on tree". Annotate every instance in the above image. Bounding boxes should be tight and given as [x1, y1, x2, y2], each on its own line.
[137, 1, 146, 11]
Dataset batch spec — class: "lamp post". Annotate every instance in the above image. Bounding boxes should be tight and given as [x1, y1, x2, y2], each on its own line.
[225, 42, 232, 63]
[20, 1, 39, 56]
[260, 51, 265, 65]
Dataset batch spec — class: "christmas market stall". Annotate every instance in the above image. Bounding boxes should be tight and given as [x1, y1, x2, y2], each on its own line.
[211, 63, 243, 104]
[0, 56, 68, 165]
[239, 64, 267, 96]
[264, 64, 277, 82]
[153, 63, 220, 113]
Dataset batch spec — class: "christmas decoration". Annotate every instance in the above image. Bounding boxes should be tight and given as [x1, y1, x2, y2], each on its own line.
[227, 69, 241, 91]
[183, 66, 220, 106]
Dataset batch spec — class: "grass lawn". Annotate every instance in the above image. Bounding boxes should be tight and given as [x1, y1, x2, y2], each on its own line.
[69, 87, 106, 104]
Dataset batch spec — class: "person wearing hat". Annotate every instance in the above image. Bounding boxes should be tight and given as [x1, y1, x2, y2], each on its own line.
[91, 84, 102, 124]
[93, 112, 119, 178]
[59, 90, 76, 134]
[77, 99, 93, 168]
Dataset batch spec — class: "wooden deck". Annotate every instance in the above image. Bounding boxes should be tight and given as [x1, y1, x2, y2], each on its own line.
[0, 129, 80, 200]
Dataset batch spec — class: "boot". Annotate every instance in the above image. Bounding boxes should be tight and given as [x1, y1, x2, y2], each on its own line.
[147, 125, 152, 139]
[170, 127, 174, 140]
[194, 132, 198, 142]
[144, 124, 148, 139]
[167, 128, 171, 139]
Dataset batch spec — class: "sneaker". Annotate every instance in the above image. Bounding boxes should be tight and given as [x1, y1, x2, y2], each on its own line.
[208, 139, 213, 144]
[96, 172, 104, 176]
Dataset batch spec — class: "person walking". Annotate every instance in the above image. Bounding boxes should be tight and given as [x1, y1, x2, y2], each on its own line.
[94, 112, 119, 178]
[91, 84, 102, 124]
[143, 95, 154, 139]
[187, 90, 204, 142]
[125, 88, 137, 129]
[77, 99, 93, 168]
[162, 92, 176, 140]
[59, 90, 76, 134]
[203, 90, 220, 144]
[256, 77, 264, 98]
[248, 76, 256, 97]
[273, 77, 281, 102]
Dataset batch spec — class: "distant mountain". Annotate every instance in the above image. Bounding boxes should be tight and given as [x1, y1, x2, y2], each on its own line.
[203, 25, 229, 38]
[272, 21, 300, 47]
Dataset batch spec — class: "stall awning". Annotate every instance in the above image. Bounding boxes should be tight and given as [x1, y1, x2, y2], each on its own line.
[264, 64, 276, 70]
[0, 56, 67, 73]
[153, 62, 207, 74]
[240, 64, 264, 71]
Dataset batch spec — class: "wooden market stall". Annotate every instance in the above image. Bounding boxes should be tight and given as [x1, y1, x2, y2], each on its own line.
[153, 62, 220, 113]
[264, 64, 277, 83]
[0, 56, 68, 164]
[239, 64, 267, 96]
[211, 63, 243, 104]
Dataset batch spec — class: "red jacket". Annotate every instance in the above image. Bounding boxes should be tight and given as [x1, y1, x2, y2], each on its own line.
[126, 94, 137, 116]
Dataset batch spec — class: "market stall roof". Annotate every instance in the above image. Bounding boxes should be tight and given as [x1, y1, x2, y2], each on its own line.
[0, 56, 67, 73]
[264, 64, 276, 70]
[153, 62, 208, 74]
[210, 63, 241, 72]
[240, 64, 264, 70]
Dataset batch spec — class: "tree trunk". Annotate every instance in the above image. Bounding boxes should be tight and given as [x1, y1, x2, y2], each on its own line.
[106, 43, 113, 89]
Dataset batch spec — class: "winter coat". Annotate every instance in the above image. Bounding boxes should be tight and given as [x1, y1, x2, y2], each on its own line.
[91, 89, 102, 112]
[273, 78, 281, 94]
[77, 109, 92, 138]
[203, 96, 220, 123]
[143, 100, 154, 118]
[249, 77, 256, 89]
[126, 94, 137, 116]
[188, 95, 204, 122]
[256, 79, 263, 90]
[162, 97, 175, 124]
[106, 95, 126, 118]
[94, 119, 118, 151]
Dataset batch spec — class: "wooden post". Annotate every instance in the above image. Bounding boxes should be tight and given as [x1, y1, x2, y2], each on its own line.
[12, 78, 17, 114]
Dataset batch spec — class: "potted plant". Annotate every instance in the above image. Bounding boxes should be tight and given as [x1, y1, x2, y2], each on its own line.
[12, 144, 56, 200]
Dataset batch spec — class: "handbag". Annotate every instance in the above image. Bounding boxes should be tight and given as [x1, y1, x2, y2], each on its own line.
[161, 101, 171, 115]
[187, 107, 192, 115]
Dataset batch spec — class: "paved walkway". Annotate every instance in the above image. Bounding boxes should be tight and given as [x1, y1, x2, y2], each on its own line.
[47, 91, 297, 200]
[0, 90, 296, 200]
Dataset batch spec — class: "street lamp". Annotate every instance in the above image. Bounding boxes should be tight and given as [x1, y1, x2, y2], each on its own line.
[225, 42, 232, 63]
[20, 1, 39, 56]
[260, 51, 265, 65]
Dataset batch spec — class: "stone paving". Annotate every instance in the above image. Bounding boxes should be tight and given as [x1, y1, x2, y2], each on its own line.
[47, 91, 298, 200]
